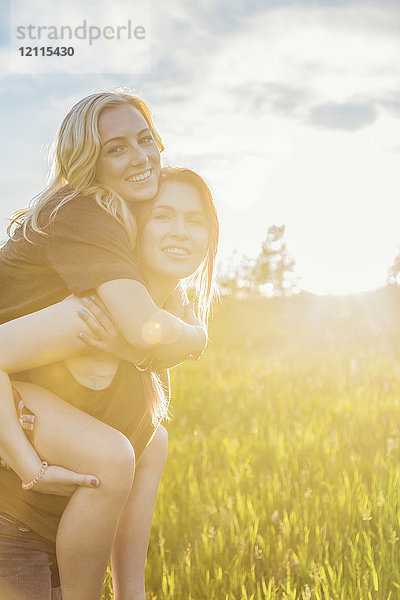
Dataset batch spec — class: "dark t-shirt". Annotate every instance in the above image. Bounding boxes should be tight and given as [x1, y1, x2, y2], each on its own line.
[0, 187, 157, 541]
[0, 187, 143, 324]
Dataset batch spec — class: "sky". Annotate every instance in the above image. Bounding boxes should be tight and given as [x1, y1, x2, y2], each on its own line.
[0, 0, 400, 295]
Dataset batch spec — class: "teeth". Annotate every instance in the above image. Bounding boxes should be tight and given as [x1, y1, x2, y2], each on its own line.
[163, 247, 189, 256]
[126, 169, 151, 182]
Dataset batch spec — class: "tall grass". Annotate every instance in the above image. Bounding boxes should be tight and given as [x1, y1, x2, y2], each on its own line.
[103, 299, 400, 598]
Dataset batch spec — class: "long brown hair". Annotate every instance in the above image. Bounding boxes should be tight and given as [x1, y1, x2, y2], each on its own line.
[133, 167, 219, 325]
[136, 167, 219, 427]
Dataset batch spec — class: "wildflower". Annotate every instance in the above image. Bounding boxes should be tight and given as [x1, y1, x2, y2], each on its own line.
[377, 490, 385, 507]
[361, 509, 372, 521]
[389, 530, 399, 544]
[304, 487, 313, 499]
[271, 510, 279, 523]
[303, 583, 312, 599]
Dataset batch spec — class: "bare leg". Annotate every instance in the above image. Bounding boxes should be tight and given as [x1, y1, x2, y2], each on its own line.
[111, 425, 168, 600]
[13, 381, 136, 600]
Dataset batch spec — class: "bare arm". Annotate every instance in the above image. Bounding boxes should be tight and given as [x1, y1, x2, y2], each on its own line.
[0, 296, 95, 374]
[1, 281, 206, 373]
[96, 279, 207, 363]
[78, 295, 204, 370]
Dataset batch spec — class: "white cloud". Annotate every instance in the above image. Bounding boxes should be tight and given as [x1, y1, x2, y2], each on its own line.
[2, 0, 400, 293]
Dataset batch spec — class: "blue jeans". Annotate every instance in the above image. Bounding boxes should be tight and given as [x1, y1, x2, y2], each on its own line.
[0, 512, 62, 599]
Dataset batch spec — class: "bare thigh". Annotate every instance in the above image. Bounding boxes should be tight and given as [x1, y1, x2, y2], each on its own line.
[12, 381, 134, 476]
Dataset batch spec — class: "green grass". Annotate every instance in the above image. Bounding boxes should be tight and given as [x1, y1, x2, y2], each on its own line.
[103, 298, 400, 599]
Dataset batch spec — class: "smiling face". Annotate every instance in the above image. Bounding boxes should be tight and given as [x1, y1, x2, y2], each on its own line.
[95, 104, 161, 203]
[139, 180, 210, 283]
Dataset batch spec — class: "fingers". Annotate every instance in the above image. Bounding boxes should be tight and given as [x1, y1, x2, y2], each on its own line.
[80, 295, 115, 332]
[78, 308, 107, 341]
[88, 294, 109, 312]
[77, 331, 108, 352]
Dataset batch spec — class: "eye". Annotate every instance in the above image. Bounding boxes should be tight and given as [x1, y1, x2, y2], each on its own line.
[153, 213, 172, 222]
[108, 145, 125, 155]
[188, 216, 206, 226]
[139, 135, 154, 145]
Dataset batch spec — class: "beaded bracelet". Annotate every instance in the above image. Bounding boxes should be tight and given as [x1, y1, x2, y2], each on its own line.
[21, 461, 48, 491]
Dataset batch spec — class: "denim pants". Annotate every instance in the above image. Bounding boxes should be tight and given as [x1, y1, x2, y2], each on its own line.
[0, 512, 62, 599]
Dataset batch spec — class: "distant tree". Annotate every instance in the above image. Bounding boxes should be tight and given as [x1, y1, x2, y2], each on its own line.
[217, 252, 253, 298]
[217, 226, 298, 298]
[251, 225, 298, 296]
[387, 248, 400, 285]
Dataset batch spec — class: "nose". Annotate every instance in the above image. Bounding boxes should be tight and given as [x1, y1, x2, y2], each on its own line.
[129, 143, 147, 167]
[170, 216, 189, 240]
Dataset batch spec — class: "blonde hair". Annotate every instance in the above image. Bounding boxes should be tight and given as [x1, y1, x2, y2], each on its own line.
[8, 88, 163, 245]
[7, 89, 168, 425]
[133, 167, 219, 325]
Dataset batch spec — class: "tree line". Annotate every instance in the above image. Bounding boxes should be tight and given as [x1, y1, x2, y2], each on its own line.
[218, 225, 400, 297]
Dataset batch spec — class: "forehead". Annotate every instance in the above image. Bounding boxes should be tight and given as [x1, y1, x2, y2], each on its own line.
[153, 180, 205, 213]
[98, 104, 148, 142]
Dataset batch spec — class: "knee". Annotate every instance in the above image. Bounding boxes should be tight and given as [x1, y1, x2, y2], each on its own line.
[98, 430, 135, 496]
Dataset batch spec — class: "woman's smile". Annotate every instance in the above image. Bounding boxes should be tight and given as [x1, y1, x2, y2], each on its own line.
[125, 169, 152, 183]
[162, 246, 191, 257]
[95, 104, 161, 203]
[0, 87, 218, 600]
[139, 180, 209, 283]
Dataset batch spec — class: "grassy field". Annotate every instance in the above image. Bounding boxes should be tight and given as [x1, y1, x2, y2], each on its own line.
[103, 295, 400, 599]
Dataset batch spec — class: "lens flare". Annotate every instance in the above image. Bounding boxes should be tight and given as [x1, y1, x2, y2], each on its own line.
[141, 316, 183, 345]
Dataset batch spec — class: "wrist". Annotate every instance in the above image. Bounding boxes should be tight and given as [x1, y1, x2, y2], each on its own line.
[21, 461, 48, 490]
[4, 440, 43, 483]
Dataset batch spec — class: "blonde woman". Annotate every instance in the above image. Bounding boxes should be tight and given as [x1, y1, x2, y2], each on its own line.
[0, 90, 218, 600]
